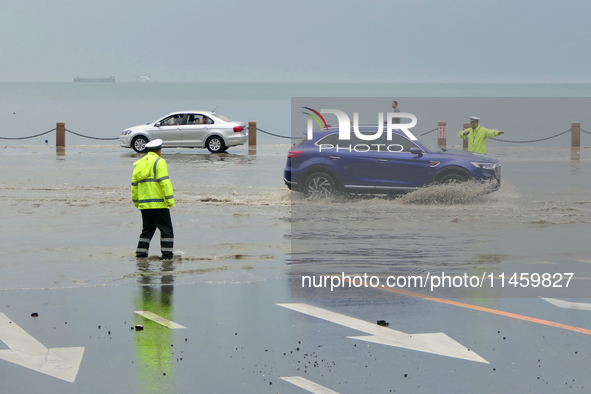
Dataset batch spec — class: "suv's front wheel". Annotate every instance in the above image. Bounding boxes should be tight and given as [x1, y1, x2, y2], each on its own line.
[438, 173, 467, 184]
[303, 172, 339, 197]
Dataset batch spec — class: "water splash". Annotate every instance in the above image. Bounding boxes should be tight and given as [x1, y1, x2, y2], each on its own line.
[395, 180, 498, 205]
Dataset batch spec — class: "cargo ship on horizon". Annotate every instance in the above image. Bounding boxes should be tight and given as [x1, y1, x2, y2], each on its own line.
[73, 76, 115, 83]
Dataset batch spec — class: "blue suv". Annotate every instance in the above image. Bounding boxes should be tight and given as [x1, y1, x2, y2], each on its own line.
[284, 126, 501, 196]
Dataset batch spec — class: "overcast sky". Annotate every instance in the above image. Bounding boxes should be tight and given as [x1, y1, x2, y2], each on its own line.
[1, 0, 590, 83]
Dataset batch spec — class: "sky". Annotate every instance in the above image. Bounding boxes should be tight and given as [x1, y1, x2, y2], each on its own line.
[1, 0, 590, 83]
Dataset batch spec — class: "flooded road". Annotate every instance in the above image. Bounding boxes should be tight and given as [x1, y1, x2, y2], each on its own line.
[291, 146, 591, 298]
[0, 145, 291, 290]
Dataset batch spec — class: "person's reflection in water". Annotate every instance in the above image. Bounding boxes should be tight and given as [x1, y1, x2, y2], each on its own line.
[134, 258, 176, 394]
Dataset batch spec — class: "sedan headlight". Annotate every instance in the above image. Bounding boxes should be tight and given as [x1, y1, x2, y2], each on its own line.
[121, 130, 132, 136]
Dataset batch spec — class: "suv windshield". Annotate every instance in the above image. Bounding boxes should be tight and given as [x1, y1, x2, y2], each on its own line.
[293, 128, 443, 153]
[413, 132, 442, 153]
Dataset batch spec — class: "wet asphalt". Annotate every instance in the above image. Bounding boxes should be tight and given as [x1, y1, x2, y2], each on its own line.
[1, 145, 591, 393]
[3, 276, 591, 393]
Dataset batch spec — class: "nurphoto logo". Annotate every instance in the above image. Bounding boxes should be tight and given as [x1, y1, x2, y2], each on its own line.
[303, 107, 419, 152]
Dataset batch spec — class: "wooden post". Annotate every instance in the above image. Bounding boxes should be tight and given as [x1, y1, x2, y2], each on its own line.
[248, 121, 256, 154]
[56, 122, 65, 147]
[437, 121, 446, 149]
[56, 122, 65, 155]
[462, 122, 470, 150]
[571, 122, 581, 148]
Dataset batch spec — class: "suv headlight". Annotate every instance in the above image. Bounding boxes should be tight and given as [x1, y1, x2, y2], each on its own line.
[121, 130, 132, 136]
[471, 162, 498, 169]
[472, 162, 501, 178]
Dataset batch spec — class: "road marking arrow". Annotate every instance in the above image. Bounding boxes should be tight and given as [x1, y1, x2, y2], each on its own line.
[0, 313, 84, 383]
[281, 376, 341, 393]
[277, 303, 488, 363]
[134, 311, 186, 329]
[540, 297, 591, 310]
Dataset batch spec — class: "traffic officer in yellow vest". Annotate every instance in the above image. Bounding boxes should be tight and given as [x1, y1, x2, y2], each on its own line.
[131, 139, 175, 260]
[459, 116, 505, 155]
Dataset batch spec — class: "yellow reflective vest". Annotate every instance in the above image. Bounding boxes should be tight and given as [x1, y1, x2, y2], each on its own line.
[131, 152, 175, 210]
[458, 125, 500, 155]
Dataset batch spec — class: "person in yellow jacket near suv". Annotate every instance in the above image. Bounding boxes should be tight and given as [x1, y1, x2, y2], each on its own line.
[131, 139, 175, 260]
[459, 116, 505, 155]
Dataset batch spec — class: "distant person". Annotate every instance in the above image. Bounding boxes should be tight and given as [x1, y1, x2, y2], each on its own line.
[194, 117, 201, 124]
[459, 116, 505, 155]
[131, 139, 175, 260]
[391, 101, 400, 124]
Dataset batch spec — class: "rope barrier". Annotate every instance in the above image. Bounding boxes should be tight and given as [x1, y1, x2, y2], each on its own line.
[0, 126, 587, 144]
[0, 128, 55, 140]
[490, 129, 571, 144]
[65, 129, 119, 141]
[256, 127, 300, 140]
[420, 128, 437, 136]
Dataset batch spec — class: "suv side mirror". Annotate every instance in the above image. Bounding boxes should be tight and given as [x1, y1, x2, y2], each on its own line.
[410, 147, 423, 157]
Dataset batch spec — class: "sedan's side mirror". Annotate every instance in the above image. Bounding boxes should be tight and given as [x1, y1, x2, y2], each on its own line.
[154, 122, 160, 127]
[410, 147, 423, 157]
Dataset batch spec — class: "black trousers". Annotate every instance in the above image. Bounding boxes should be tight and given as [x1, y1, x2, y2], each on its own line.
[136, 209, 174, 258]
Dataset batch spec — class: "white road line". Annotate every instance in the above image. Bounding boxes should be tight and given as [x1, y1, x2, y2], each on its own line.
[0, 313, 85, 383]
[540, 297, 591, 310]
[134, 311, 186, 329]
[278, 303, 488, 363]
[281, 376, 341, 394]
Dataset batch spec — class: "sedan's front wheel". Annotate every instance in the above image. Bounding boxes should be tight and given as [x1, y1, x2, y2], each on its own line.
[132, 136, 148, 153]
[206, 136, 226, 153]
[303, 172, 339, 198]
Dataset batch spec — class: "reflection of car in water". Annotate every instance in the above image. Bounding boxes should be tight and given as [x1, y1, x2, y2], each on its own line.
[119, 111, 248, 153]
[284, 126, 501, 197]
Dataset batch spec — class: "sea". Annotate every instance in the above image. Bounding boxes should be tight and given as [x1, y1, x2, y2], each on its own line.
[2, 82, 591, 145]
[0, 83, 590, 299]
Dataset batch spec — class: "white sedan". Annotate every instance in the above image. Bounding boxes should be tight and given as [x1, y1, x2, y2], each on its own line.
[119, 111, 248, 153]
